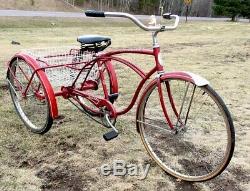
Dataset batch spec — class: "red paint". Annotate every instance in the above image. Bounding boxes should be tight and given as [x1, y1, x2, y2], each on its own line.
[8, 53, 58, 119]
[157, 78, 174, 129]
[8, 47, 200, 126]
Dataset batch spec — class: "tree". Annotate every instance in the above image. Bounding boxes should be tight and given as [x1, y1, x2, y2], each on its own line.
[241, 0, 250, 20]
[213, 0, 242, 21]
[184, 0, 192, 22]
[30, 0, 35, 6]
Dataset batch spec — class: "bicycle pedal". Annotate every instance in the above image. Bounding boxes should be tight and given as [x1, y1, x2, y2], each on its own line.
[108, 93, 119, 103]
[103, 130, 118, 141]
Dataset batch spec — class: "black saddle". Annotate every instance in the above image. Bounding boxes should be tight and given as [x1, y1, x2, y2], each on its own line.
[77, 35, 111, 53]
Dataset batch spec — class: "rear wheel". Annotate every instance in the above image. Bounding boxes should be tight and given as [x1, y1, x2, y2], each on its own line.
[7, 59, 53, 134]
[136, 78, 235, 181]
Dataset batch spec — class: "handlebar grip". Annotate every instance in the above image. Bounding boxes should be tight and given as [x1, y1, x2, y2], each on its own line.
[163, 13, 172, 20]
[85, 10, 105, 17]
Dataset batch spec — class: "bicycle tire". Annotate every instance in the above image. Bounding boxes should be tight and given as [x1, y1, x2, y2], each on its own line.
[136, 77, 235, 181]
[7, 59, 53, 134]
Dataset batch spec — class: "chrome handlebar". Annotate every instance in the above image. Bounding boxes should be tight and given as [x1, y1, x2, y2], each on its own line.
[85, 10, 179, 32]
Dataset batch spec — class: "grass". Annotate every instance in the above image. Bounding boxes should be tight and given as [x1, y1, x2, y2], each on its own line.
[0, 17, 250, 191]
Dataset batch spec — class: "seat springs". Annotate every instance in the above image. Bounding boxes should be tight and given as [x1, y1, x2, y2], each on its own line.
[80, 40, 111, 53]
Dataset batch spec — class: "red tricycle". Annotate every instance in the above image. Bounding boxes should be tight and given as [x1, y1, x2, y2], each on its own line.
[6, 10, 235, 182]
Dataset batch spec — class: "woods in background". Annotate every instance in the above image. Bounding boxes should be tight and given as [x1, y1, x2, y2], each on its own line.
[73, 0, 249, 19]
[213, 0, 250, 21]
[75, 0, 214, 17]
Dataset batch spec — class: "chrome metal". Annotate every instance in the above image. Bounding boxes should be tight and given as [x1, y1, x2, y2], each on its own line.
[152, 31, 159, 46]
[165, 15, 180, 30]
[104, 12, 179, 32]
[186, 72, 209, 86]
[137, 120, 175, 134]
[68, 98, 105, 126]
[155, 71, 164, 79]
[7, 79, 18, 96]
[104, 113, 118, 133]
[185, 85, 196, 125]
[175, 82, 190, 127]
[105, 12, 161, 31]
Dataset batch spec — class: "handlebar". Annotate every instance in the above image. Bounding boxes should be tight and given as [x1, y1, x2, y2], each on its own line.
[85, 10, 179, 32]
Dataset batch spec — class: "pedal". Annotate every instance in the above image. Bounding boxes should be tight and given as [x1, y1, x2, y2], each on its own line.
[103, 130, 119, 141]
[103, 113, 119, 141]
[108, 93, 119, 103]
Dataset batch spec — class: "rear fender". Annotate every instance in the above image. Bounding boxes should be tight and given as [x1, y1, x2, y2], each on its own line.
[105, 60, 119, 94]
[8, 53, 59, 119]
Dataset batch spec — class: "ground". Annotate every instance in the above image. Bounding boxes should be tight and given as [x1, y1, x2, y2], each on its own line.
[0, 17, 250, 191]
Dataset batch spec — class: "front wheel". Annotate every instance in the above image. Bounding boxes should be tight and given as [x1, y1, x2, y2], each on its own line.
[136, 78, 235, 182]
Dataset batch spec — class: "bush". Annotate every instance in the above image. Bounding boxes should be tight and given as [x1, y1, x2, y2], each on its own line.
[213, 0, 250, 21]
[241, 0, 250, 19]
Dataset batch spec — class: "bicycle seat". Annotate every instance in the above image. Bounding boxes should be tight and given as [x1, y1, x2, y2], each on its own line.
[77, 35, 110, 44]
[77, 35, 111, 53]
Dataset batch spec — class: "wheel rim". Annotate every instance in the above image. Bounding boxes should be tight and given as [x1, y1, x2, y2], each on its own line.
[8, 59, 50, 131]
[137, 79, 234, 181]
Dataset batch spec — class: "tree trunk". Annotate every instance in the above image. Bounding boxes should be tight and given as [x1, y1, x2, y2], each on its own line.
[231, 15, 238, 22]
[185, 5, 189, 22]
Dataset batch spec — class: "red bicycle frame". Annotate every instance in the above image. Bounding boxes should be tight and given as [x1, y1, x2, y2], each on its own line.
[7, 46, 180, 129]
[99, 48, 163, 115]
[66, 46, 176, 128]
[7, 12, 209, 130]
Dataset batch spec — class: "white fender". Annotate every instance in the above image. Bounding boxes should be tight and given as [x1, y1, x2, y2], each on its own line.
[185, 72, 209, 86]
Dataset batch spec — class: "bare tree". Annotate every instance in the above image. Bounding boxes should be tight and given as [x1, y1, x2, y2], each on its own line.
[78, 0, 214, 17]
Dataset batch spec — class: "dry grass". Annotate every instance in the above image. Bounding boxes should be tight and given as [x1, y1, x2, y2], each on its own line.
[0, 17, 250, 191]
[0, 0, 77, 12]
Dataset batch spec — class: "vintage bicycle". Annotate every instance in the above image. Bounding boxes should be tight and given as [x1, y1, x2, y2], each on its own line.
[6, 10, 235, 181]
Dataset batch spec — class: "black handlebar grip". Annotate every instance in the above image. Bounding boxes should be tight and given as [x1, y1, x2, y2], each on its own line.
[85, 10, 105, 17]
[163, 13, 172, 20]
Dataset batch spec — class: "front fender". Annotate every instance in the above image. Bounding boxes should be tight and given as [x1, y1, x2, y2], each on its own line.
[160, 71, 209, 86]
[136, 71, 209, 133]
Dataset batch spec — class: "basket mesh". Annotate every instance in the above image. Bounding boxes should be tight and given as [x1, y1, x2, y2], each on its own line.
[23, 47, 98, 90]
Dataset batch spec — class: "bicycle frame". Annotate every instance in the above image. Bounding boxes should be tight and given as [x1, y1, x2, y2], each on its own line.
[7, 42, 209, 130]
[65, 45, 209, 128]
[49, 46, 164, 118]
[98, 48, 163, 116]
[7, 11, 209, 128]
[63, 45, 194, 130]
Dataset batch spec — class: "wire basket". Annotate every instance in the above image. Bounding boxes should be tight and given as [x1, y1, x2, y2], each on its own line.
[23, 47, 98, 90]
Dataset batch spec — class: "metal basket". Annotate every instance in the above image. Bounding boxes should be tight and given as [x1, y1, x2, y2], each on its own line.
[23, 47, 98, 90]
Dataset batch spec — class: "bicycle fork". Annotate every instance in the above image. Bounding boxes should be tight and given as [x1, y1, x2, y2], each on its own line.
[157, 77, 175, 130]
[157, 76, 185, 133]
[157, 76, 196, 133]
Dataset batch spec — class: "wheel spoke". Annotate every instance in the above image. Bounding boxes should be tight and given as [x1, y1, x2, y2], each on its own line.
[137, 78, 234, 181]
[8, 60, 52, 133]
[137, 119, 173, 134]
